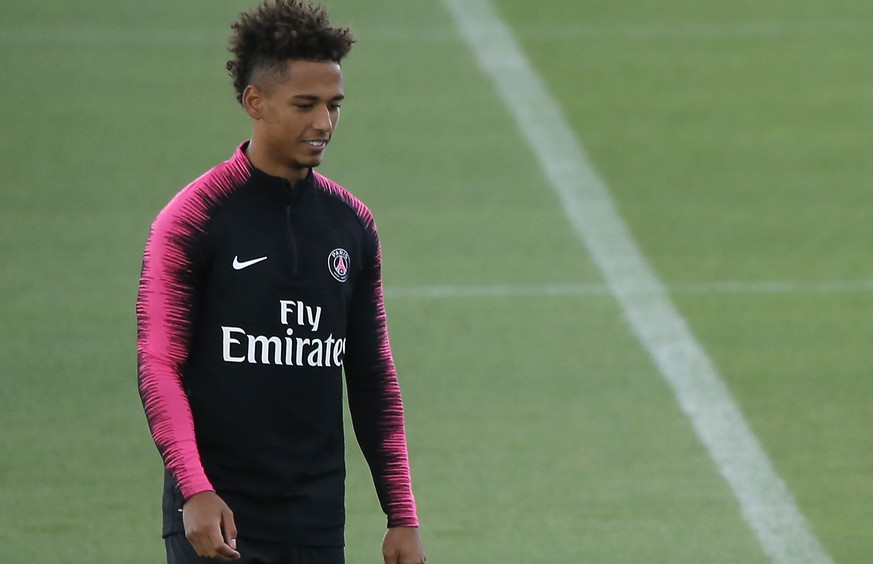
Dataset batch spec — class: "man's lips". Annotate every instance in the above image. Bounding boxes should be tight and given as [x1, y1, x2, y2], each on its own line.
[304, 139, 328, 149]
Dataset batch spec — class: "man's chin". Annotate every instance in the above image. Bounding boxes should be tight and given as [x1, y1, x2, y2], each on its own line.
[297, 155, 324, 169]
[288, 157, 322, 174]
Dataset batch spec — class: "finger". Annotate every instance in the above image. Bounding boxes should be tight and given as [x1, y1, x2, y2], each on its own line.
[213, 543, 241, 560]
[208, 525, 241, 560]
[208, 540, 240, 560]
[222, 508, 238, 550]
[221, 507, 240, 557]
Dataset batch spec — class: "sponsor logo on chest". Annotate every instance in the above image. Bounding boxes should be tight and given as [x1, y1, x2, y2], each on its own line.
[221, 300, 345, 368]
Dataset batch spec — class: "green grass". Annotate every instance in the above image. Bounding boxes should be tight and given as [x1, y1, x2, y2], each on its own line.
[1, 0, 872, 561]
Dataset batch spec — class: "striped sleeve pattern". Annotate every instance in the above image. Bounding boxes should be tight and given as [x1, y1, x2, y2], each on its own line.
[314, 173, 420, 528]
[136, 153, 250, 499]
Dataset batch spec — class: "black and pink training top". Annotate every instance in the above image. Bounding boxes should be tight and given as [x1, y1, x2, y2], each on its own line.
[136, 142, 418, 546]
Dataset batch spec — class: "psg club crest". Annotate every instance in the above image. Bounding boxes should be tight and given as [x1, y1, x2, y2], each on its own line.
[328, 248, 350, 282]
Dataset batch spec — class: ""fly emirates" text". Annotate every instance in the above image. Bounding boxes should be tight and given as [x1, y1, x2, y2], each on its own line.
[221, 300, 345, 367]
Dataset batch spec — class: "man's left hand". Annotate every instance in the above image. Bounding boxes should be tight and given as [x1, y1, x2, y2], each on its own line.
[382, 527, 426, 564]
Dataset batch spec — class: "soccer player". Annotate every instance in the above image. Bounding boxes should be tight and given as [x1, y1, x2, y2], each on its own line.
[136, 1, 425, 563]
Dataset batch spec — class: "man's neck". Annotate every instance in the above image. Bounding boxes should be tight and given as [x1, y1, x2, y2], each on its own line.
[244, 140, 309, 183]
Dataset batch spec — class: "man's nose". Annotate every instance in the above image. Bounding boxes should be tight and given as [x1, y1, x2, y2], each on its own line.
[313, 105, 334, 132]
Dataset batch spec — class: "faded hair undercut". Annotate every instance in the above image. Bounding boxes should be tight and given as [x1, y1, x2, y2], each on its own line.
[226, 0, 355, 104]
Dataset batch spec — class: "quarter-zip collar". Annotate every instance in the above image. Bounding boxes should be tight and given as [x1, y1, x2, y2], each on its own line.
[234, 140, 316, 191]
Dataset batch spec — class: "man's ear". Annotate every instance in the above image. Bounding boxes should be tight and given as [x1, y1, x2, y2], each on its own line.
[242, 85, 263, 120]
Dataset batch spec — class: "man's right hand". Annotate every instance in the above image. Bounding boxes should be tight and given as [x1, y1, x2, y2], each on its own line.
[182, 491, 241, 560]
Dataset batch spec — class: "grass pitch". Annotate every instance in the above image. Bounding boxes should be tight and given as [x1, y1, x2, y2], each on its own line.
[1, 0, 871, 562]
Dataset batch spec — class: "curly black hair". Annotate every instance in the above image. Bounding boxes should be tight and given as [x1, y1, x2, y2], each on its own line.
[226, 0, 355, 104]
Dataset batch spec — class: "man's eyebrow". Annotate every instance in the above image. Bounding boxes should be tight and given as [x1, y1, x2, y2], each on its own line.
[292, 94, 346, 101]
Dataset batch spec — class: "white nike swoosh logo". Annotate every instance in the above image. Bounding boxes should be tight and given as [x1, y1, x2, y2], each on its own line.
[233, 255, 268, 270]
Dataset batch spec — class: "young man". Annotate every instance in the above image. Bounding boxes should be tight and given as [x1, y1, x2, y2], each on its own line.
[136, 2, 425, 562]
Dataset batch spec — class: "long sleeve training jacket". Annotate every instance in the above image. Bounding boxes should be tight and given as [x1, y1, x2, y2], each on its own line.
[136, 142, 418, 546]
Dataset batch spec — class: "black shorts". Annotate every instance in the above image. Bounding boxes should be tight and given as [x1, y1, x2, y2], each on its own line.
[165, 533, 344, 564]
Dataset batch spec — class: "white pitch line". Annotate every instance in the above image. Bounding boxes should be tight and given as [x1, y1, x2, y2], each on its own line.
[3, 20, 871, 46]
[385, 279, 873, 300]
[0, 28, 222, 46]
[386, 283, 607, 300]
[441, 1, 833, 562]
[516, 20, 873, 41]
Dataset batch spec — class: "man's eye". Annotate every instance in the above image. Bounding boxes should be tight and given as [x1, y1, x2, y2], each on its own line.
[294, 104, 314, 110]
[330, 104, 342, 111]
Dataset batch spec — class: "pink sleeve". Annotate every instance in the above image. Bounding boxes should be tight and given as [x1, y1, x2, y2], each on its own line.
[136, 198, 214, 499]
[345, 236, 419, 527]
[317, 174, 419, 528]
[137, 151, 249, 498]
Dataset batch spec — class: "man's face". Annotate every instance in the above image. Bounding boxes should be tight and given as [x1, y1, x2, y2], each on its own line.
[246, 60, 345, 180]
